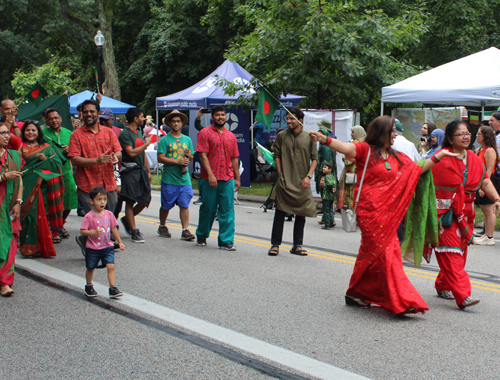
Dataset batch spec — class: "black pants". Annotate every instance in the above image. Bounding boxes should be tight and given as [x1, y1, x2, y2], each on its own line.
[271, 208, 306, 247]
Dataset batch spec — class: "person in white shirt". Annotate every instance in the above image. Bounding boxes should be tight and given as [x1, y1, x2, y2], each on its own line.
[391, 119, 420, 162]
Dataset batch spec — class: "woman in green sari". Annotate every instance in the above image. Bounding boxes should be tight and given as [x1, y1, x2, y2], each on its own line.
[0, 122, 23, 297]
[19, 121, 64, 257]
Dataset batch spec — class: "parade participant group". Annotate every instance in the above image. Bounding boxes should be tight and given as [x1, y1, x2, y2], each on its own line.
[1, 97, 500, 316]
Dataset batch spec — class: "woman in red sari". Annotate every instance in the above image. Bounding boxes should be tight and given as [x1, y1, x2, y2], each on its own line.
[311, 116, 456, 315]
[0, 122, 23, 297]
[431, 121, 500, 309]
[20, 121, 64, 257]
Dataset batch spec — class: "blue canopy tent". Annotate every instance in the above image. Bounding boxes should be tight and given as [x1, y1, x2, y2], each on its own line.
[155, 60, 303, 187]
[68, 90, 135, 114]
[156, 59, 303, 110]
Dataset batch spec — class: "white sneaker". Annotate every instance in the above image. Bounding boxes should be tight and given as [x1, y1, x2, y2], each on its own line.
[474, 234, 487, 243]
[475, 236, 495, 246]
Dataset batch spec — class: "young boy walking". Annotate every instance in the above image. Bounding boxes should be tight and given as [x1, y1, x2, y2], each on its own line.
[320, 162, 337, 230]
[80, 186, 125, 298]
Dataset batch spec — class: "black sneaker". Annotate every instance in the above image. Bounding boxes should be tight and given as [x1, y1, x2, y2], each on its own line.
[85, 284, 98, 298]
[196, 237, 207, 246]
[75, 234, 87, 257]
[219, 243, 236, 251]
[109, 286, 123, 299]
[120, 217, 132, 237]
[181, 229, 196, 241]
[131, 229, 145, 243]
[157, 225, 171, 238]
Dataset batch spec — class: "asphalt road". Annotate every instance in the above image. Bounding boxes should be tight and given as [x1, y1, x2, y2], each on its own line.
[3, 191, 500, 380]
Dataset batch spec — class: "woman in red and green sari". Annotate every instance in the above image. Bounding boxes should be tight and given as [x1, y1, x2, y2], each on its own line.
[0, 122, 23, 297]
[19, 121, 64, 257]
[430, 121, 500, 310]
[311, 116, 457, 315]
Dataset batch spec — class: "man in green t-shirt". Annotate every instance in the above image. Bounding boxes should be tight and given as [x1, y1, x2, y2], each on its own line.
[157, 109, 195, 240]
[118, 107, 152, 243]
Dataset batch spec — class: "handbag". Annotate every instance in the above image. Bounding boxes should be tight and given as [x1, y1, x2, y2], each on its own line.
[345, 172, 357, 184]
[341, 147, 371, 233]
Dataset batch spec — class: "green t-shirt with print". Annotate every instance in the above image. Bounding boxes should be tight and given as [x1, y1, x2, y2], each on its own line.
[157, 133, 194, 186]
[118, 127, 145, 166]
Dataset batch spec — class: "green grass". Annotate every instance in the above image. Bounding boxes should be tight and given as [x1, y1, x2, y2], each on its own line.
[151, 173, 273, 196]
[474, 205, 500, 231]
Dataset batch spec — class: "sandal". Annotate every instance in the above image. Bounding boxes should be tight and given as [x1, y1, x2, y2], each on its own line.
[345, 295, 370, 308]
[268, 246, 279, 256]
[52, 235, 62, 244]
[60, 227, 70, 239]
[290, 246, 308, 256]
[1, 288, 14, 297]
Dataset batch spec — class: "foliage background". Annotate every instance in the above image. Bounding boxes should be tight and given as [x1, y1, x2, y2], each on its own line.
[2, 0, 500, 123]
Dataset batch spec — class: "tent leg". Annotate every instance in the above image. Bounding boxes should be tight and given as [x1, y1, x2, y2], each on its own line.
[481, 102, 485, 120]
[156, 108, 159, 182]
[380, 102, 384, 116]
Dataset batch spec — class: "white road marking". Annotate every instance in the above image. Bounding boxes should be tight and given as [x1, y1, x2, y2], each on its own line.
[17, 259, 370, 380]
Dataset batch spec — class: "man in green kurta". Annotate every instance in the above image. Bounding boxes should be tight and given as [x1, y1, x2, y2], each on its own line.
[268, 107, 317, 257]
[43, 108, 78, 238]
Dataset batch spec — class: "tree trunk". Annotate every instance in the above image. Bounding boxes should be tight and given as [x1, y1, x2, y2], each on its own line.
[95, 0, 121, 100]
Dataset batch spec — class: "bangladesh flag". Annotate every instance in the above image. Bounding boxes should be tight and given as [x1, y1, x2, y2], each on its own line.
[26, 82, 48, 107]
[33, 169, 61, 181]
[255, 86, 279, 132]
[256, 142, 275, 168]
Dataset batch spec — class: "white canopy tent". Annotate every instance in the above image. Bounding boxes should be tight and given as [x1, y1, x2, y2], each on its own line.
[381, 47, 500, 115]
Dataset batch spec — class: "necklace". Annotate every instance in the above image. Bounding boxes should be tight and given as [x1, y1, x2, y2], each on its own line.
[27, 142, 39, 148]
[456, 151, 467, 162]
[381, 151, 391, 170]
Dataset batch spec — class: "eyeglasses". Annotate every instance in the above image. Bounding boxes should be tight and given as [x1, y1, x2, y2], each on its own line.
[170, 119, 183, 123]
[477, 133, 483, 136]
[0, 131, 12, 136]
[453, 133, 471, 137]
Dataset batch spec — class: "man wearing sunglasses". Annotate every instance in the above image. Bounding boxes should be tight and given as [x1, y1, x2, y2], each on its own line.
[157, 110, 195, 240]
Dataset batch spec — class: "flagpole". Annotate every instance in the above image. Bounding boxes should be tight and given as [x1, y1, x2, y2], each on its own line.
[259, 83, 310, 132]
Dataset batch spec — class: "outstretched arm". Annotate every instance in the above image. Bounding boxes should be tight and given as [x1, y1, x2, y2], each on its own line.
[309, 131, 356, 158]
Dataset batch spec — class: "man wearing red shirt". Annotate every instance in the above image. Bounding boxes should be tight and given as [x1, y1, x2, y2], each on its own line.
[0, 99, 23, 150]
[68, 100, 122, 214]
[195, 105, 240, 250]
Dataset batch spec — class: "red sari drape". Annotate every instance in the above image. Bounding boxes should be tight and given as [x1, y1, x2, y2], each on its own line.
[346, 142, 429, 314]
[430, 148, 485, 306]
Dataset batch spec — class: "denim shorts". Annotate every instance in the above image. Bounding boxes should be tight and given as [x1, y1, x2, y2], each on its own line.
[161, 183, 193, 210]
[85, 246, 115, 269]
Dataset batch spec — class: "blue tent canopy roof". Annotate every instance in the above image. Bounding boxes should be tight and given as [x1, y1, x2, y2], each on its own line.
[156, 60, 303, 110]
[68, 90, 135, 114]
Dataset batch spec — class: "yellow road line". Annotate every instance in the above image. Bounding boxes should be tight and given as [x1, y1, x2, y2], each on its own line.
[132, 215, 500, 294]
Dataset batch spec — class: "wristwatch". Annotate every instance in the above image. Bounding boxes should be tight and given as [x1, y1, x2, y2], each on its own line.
[15, 199, 23, 206]
[307, 173, 313, 179]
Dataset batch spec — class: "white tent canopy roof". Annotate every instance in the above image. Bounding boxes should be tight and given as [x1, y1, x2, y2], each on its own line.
[381, 47, 500, 106]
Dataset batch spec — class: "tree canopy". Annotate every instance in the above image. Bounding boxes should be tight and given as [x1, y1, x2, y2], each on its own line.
[2, 0, 500, 121]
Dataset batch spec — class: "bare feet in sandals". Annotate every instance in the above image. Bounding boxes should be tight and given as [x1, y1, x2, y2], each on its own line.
[268, 246, 279, 256]
[290, 246, 307, 256]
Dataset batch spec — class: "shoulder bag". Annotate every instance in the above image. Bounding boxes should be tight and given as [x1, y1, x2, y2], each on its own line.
[341, 146, 371, 232]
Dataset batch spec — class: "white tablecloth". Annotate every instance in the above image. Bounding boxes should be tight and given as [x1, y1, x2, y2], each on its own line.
[145, 149, 162, 171]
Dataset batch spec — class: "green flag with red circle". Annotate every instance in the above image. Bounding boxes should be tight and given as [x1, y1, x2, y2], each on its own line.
[25, 82, 48, 106]
[255, 86, 279, 132]
[33, 169, 61, 181]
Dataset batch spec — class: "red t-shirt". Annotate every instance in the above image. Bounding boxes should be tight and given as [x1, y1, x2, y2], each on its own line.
[196, 125, 239, 181]
[68, 124, 122, 193]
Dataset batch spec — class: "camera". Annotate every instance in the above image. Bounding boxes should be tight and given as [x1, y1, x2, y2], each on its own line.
[420, 135, 432, 145]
